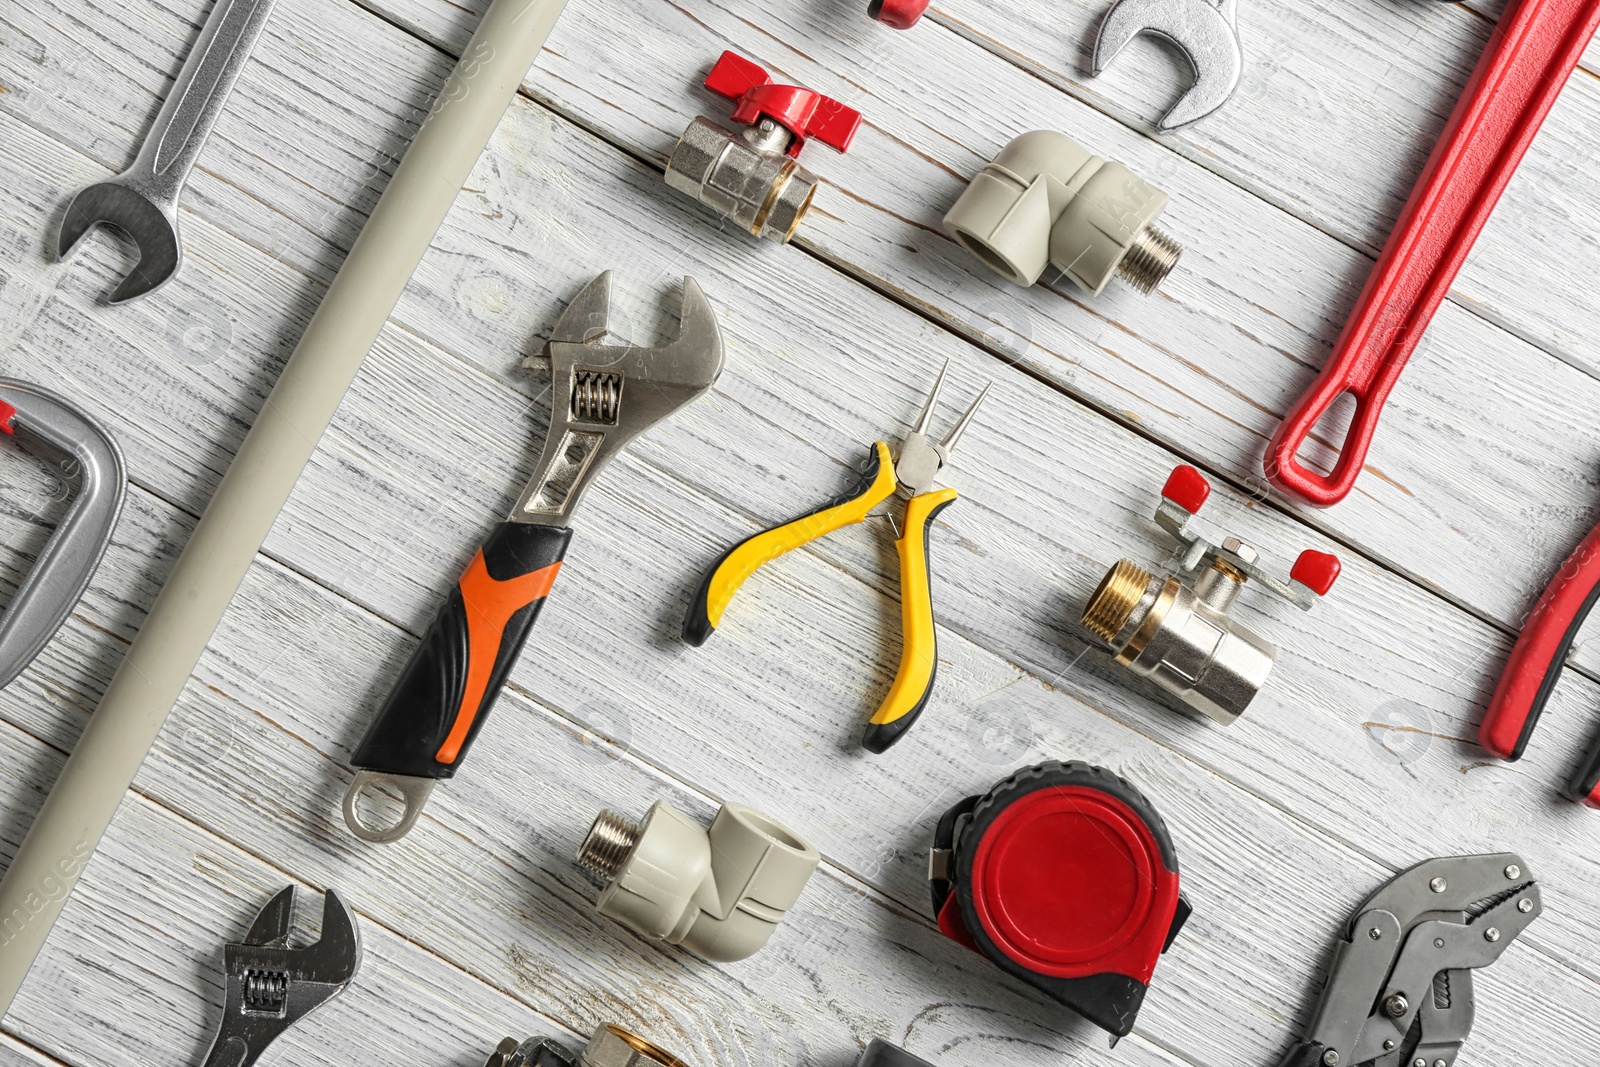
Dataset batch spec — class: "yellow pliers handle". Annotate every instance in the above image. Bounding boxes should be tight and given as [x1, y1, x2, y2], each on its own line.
[683, 442, 898, 644]
[863, 487, 958, 753]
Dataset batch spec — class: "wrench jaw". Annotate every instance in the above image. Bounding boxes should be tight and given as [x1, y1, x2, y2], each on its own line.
[513, 272, 726, 527]
[56, 179, 182, 304]
[204, 887, 362, 1067]
[1092, 0, 1243, 130]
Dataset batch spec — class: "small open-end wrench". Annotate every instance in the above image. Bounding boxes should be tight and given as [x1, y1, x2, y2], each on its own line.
[1267, 0, 1600, 506]
[199, 886, 361, 1067]
[1092, 0, 1242, 129]
[0, 380, 126, 690]
[57, 0, 278, 304]
[342, 272, 725, 843]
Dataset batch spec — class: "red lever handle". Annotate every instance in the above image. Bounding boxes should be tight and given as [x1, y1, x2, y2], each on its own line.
[1266, 0, 1600, 506]
[703, 51, 862, 157]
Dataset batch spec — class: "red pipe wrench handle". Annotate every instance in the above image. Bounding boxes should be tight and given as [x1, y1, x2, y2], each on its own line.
[1480, 519, 1600, 806]
[1267, 0, 1600, 506]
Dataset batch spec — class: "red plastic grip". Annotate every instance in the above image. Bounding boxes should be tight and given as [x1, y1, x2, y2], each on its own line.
[703, 51, 862, 156]
[1266, 0, 1600, 506]
[0, 400, 15, 434]
[1290, 550, 1341, 596]
[1160, 465, 1210, 515]
[869, 0, 931, 29]
[1480, 519, 1600, 761]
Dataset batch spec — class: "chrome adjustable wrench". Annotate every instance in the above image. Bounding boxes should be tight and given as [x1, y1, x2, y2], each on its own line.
[1267, 0, 1600, 505]
[58, 0, 278, 303]
[199, 886, 362, 1067]
[342, 273, 725, 843]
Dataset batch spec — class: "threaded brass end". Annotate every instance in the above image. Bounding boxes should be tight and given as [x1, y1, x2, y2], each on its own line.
[1210, 558, 1247, 584]
[576, 809, 642, 882]
[1116, 224, 1182, 294]
[1082, 560, 1152, 643]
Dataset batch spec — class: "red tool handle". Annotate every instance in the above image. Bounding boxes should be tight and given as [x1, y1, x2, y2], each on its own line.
[703, 51, 862, 156]
[1266, 0, 1600, 506]
[1480, 518, 1600, 806]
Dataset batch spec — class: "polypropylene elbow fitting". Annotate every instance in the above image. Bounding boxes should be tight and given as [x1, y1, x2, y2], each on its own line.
[943, 130, 1180, 295]
[576, 799, 820, 962]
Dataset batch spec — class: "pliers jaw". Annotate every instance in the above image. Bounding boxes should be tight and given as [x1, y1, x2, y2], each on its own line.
[891, 359, 991, 500]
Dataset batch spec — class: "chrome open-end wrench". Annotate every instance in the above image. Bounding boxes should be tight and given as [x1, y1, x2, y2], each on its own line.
[57, 0, 278, 304]
[1267, 0, 1600, 506]
[1092, 0, 1242, 129]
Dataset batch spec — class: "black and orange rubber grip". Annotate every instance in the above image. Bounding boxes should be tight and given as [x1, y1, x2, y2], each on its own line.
[351, 522, 572, 781]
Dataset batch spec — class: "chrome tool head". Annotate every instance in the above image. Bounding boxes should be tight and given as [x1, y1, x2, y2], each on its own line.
[894, 359, 991, 499]
[0, 379, 126, 690]
[57, 179, 182, 304]
[514, 272, 725, 526]
[1301, 854, 1538, 1067]
[1092, 0, 1242, 130]
[202, 886, 362, 1067]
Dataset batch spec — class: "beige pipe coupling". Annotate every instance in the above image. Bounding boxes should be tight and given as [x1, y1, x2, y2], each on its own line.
[577, 799, 820, 962]
[943, 130, 1180, 294]
[485, 1025, 687, 1067]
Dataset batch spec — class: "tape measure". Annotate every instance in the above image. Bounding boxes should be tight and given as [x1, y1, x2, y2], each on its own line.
[929, 760, 1190, 1039]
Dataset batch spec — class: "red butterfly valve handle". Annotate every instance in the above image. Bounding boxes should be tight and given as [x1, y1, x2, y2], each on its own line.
[664, 51, 862, 243]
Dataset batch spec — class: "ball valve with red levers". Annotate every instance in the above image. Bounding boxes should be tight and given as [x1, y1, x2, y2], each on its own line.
[1080, 465, 1341, 725]
[664, 51, 862, 243]
[928, 761, 1191, 1043]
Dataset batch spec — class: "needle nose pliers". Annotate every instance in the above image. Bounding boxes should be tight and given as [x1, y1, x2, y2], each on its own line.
[684, 361, 990, 753]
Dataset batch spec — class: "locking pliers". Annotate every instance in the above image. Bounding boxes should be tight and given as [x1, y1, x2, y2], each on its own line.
[1274, 854, 1539, 1067]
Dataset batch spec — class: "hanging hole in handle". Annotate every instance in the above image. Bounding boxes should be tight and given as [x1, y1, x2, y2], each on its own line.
[342, 770, 434, 843]
[1281, 390, 1358, 480]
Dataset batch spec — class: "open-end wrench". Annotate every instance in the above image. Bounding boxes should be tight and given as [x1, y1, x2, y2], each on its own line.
[57, 0, 277, 304]
[0, 379, 126, 690]
[1267, 0, 1600, 506]
[1092, 0, 1242, 129]
[199, 886, 361, 1067]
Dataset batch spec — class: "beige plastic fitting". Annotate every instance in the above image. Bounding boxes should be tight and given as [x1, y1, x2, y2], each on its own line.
[577, 800, 820, 962]
[943, 130, 1180, 295]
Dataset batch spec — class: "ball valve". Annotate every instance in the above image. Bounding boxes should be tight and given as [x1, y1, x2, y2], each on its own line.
[1080, 465, 1340, 724]
[665, 52, 863, 243]
[944, 130, 1181, 295]
[576, 798, 820, 962]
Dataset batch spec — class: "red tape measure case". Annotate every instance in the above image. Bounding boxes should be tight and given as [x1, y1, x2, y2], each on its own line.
[930, 761, 1190, 1039]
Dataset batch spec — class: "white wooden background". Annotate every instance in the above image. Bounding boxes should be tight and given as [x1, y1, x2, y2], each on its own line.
[2, 0, 1598, 1064]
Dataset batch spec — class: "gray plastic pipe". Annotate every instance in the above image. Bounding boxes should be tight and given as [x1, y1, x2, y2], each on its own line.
[0, 0, 570, 1014]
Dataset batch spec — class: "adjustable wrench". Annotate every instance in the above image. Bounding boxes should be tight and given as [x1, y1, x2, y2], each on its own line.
[199, 886, 361, 1067]
[57, 0, 278, 303]
[342, 273, 725, 843]
[1092, 0, 1242, 129]
[1267, 0, 1600, 505]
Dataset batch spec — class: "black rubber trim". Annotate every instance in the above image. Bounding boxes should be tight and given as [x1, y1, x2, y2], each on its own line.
[858, 1041, 935, 1067]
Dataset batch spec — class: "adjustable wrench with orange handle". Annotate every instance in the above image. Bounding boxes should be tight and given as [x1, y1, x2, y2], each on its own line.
[342, 272, 725, 843]
[1267, 0, 1600, 506]
[1480, 517, 1600, 806]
